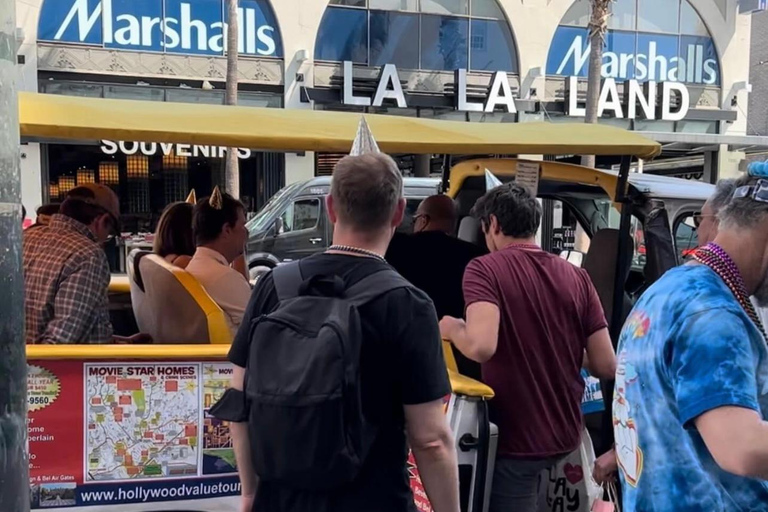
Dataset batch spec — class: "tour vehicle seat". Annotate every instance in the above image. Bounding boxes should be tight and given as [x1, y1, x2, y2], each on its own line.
[127, 249, 152, 334]
[583, 228, 634, 335]
[137, 254, 231, 344]
[458, 216, 488, 252]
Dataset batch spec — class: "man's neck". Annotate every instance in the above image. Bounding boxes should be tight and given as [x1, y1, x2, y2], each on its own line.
[497, 236, 538, 250]
[200, 242, 233, 264]
[712, 230, 765, 295]
[331, 226, 391, 257]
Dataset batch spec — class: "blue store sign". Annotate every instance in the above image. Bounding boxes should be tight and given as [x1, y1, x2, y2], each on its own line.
[38, 0, 283, 58]
[547, 26, 720, 86]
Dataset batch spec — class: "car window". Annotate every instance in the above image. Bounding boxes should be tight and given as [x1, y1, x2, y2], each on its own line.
[280, 198, 321, 233]
[675, 214, 699, 261]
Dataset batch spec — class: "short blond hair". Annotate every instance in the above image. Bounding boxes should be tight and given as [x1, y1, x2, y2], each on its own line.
[331, 153, 403, 231]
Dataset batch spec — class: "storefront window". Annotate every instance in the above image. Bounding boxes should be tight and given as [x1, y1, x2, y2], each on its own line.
[420, 15, 469, 70]
[315, 8, 369, 63]
[315, 0, 518, 73]
[637, 0, 679, 34]
[166, 89, 225, 105]
[104, 85, 165, 102]
[421, 0, 469, 16]
[370, 11, 421, 68]
[45, 143, 285, 237]
[609, 0, 636, 31]
[679, 1, 708, 36]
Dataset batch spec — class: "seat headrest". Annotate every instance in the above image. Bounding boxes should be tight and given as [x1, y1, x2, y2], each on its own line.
[138, 254, 231, 344]
[458, 216, 482, 245]
[127, 249, 152, 292]
[583, 228, 633, 325]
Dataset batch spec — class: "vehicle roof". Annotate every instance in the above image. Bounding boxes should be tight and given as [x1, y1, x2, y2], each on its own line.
[448, 159, 713, 202]
[299, 176, 439, 188]
[19, 92, 661, 159]
[626, 172, 714, 200]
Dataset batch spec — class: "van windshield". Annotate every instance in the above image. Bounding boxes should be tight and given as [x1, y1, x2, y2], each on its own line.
[247, 182, 303, 233]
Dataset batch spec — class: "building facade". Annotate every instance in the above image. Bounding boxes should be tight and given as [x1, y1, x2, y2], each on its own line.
[14, 0, 766, 225]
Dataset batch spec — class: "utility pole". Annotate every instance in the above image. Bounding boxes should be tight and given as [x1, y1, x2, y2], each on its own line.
[225, 0, 240, 198]
[0, 0, 30, 509]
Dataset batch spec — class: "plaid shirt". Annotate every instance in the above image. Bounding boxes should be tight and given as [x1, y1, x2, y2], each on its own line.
[24, 214, 113, 344]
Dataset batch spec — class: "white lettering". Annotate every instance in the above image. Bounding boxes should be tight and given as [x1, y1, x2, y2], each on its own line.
[139, 142, 156, 156]
[238, 148, 252, 158]
[455, 69, 483, 112]
[119, 141, 139, 155]
[55, 0, 102, 42]
[660, 82, 690, 122]
[597, 78, 623, 118]
[209, 21, 225, 53]
[555, 33, 719, 85]
[101, 140, 118, 155]
[372, 64, 407, 108]
[626, 81, 656, 120]
[176, 144, 193, 157]
[343, 61, 371, 107]
[556, 35, 590, 76]
[141, 16, 161, 47]
[181, 3, 207, 51]
[484, 72, 517, 113]
[160, 142, 175, 156]
[257, 26, 277, 56]
[246, 9, 256, 55]
[114, 14, 140, 46]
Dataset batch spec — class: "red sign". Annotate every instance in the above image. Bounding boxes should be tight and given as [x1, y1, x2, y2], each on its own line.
[28, 361, 84, 486]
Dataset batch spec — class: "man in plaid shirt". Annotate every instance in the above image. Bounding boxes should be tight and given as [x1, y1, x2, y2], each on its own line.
[24, 184, 146, 344]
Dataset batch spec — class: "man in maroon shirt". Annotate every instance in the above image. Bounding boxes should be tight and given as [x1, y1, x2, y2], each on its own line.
[439, 183, 617, 512]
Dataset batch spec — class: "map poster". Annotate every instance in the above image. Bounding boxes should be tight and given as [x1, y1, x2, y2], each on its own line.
[28, 361, 84, 508]
[84, 363, 201, 482]
[202, 363, 238, 475]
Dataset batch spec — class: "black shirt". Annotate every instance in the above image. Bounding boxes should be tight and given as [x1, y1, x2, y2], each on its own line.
[228, 253, 451, 512]
[386, 231, 486, 380]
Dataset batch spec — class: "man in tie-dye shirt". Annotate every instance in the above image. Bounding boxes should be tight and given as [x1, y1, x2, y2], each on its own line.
[614, 169, 768, 511]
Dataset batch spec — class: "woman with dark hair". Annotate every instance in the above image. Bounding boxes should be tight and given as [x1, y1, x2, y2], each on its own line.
[153, 202, 195, 269]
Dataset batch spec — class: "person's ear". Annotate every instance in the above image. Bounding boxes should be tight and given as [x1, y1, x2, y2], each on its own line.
[326, 195, 338, 224]
[392, 198, 406, 228]
[490, 215, 501, 235]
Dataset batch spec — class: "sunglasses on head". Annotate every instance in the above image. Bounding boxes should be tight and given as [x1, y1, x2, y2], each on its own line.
[733, 179, 768, 204]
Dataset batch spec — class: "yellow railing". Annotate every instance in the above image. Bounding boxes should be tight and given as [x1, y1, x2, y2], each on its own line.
[26, 344, 229, 360]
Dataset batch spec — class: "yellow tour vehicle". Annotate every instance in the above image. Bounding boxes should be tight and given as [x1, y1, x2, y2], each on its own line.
[19, 92, 712, 512]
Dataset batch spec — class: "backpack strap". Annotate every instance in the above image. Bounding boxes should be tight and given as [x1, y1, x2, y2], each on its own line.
[344, 269, 411, 307]
[272, 262, 304, 302]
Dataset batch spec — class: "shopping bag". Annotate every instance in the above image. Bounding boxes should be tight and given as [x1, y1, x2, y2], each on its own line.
[591, 482, 620, 512]
[537, 429, 601, 512]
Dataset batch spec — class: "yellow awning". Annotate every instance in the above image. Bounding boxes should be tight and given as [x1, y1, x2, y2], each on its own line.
[19, 92, 661, 159]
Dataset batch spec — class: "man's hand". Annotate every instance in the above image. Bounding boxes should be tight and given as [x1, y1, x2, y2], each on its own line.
[240, 493, 255, 512]
[593, 448, 618, 485]
[439, 316, 465, 341]
[113, 333, 153, 344]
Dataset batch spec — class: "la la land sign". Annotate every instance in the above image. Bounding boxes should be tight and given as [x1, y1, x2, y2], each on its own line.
[341, 62, 691, 122]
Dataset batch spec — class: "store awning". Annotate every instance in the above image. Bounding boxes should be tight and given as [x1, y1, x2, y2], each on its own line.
[19, 92, 662, 159]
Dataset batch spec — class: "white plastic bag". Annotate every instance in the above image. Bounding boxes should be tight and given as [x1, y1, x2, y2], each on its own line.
[537, 429, 601, 512]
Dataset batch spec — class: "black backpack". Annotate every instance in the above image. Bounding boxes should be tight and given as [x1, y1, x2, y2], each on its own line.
[244, 261, 410, 491]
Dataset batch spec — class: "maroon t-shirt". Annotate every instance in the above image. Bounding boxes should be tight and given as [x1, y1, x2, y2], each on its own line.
[463, 245, 607, 459]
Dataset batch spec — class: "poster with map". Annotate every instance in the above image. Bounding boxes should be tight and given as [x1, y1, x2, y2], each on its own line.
[202, 363, 237, 475]
[84, 363, 201, 481]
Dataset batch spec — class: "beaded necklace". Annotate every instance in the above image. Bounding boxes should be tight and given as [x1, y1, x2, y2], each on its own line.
[692, 243, 767, 339]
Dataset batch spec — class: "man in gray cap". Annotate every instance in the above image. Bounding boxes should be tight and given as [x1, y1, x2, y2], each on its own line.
[24, 183, 146, 344]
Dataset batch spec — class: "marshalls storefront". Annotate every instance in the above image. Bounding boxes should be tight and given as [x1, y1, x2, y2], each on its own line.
[15, 0, 768, 228]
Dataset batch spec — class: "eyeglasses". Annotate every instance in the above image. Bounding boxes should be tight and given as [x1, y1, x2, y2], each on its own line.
[692, 212, 715, 229]
[734, 179, 768, 204]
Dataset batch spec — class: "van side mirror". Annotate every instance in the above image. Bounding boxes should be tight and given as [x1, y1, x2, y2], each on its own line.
[274, 217, 284, 236]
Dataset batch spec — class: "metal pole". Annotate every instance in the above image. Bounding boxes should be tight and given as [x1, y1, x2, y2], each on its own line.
[0, 0, 30, 509]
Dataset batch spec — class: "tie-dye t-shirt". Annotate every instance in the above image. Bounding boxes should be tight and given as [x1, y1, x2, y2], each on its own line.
[614, 264, 768, 512]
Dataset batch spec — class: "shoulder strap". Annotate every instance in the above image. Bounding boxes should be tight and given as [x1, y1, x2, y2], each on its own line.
[272, 262, 304, 301]
[344, 269, 411, 307]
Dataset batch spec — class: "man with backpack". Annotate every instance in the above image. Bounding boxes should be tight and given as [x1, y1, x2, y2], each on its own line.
[221, 153, 460, 512]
